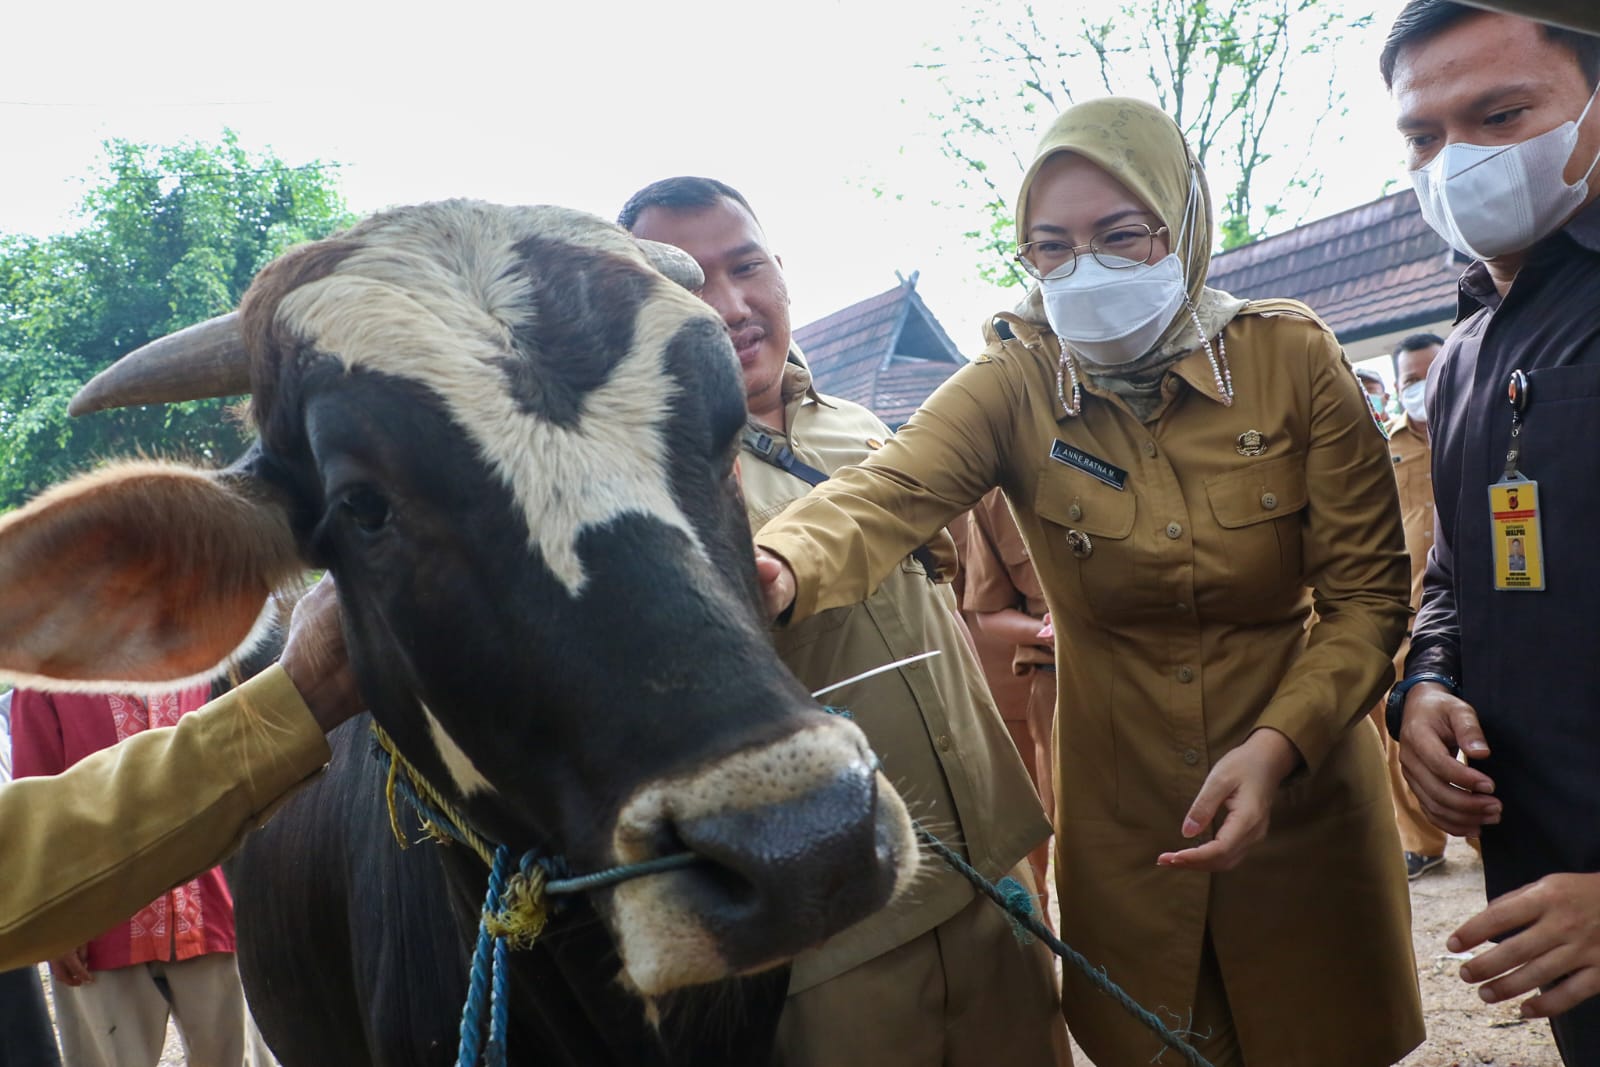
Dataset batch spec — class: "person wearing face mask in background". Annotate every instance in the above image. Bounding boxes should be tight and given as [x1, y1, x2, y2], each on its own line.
[1367, 333, 1453, 882]
[750, 97, 1423, 1067]
[1356, 366, 1396, 432]
[1382, 4, 1600, 1059]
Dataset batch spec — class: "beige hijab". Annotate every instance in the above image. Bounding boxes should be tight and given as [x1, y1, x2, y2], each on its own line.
[1012, 97, 1245, 415]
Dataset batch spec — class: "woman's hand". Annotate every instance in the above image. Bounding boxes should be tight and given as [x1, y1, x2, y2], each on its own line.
[754, 548, 797, 621]
[1157, 727, 1301, 872]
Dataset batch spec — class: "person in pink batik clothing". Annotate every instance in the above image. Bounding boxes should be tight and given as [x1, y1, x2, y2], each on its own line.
[11, 687, 275, 1067]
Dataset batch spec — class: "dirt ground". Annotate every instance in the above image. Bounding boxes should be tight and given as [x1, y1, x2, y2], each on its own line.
[1394, 835, 1562, 1067]
[41, 834, 1562, 1066]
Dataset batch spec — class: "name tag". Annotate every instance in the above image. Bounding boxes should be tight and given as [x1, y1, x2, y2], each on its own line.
[1050, 440, 1126, 490]
[1488, 477, 1545, 591]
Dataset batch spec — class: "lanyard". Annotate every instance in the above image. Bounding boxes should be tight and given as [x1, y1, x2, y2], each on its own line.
[1501, 368, 1530, 480]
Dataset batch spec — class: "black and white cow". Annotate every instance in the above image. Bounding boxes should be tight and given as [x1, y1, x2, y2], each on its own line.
[0, 201, 919, 1064]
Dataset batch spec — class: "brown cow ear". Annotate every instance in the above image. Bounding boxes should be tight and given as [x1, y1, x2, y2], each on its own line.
[0, 460, 303, 690]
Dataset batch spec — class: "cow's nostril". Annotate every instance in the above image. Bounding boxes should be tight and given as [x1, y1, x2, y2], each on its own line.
[663, 761, 899, 966]
[605, 723, 917, 995]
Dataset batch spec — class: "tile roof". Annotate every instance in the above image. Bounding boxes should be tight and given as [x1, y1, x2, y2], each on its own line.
[793, 276, 967, 427]
[1207, 189, 1464, 342]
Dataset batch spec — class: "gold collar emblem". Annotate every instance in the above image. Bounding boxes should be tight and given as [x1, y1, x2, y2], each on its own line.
[1235, 430, 1267, 457]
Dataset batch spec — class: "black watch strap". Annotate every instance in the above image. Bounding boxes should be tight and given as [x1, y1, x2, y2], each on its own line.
[1384, 671, 1459, 741]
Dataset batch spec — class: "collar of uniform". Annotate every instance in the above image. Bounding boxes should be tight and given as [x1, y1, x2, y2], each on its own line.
[1456, 260, 1500, 320]
[1069, 349, 1226, 422]
[780, 345, 833, 408]
[1163, 345, 1232, 407]
[1390, 413, 1428, 448]
[1564, 193, 1600, 253]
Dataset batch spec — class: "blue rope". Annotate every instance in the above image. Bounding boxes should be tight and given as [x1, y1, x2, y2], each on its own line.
[457, 845, 509, 1067]
[487, 931, 510, 1067]
[544, 852, 699, 895]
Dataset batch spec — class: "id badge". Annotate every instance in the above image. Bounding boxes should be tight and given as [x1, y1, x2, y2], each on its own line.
[1488, 476, 1545, 591]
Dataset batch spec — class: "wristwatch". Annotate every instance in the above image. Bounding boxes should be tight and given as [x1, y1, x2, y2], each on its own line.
[1384, 671, 1459, 741]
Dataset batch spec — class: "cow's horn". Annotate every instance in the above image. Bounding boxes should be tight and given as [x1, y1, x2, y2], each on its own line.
[68, 312, 250, 417]
[636, 239, 704, 292]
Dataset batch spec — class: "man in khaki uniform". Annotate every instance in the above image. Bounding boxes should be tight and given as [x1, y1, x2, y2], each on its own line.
[962, 489, 1056, 902]
[1371, 333, 1452, 878]
[620, 176, 1069, 1067]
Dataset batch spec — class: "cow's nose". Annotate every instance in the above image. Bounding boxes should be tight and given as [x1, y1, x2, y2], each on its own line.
[670, 759, 904, 967]
[605, 717, 918, 995]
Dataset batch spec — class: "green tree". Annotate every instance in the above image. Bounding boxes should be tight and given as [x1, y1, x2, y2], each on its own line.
[919, 0, 1369, 286]
[0, 131, 355, 508]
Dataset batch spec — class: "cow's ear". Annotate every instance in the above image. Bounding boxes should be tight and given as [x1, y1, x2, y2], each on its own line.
[0, 459, 302, 690]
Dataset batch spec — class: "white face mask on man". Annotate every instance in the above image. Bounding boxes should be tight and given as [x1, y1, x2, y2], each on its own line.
[1410, 81, 1600, 260]
[1038, 253, 1188, 367]
[1401, 380, 1427, 424]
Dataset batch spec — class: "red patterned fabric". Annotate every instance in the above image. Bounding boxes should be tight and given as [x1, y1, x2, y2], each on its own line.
[10, 686, 237, 971]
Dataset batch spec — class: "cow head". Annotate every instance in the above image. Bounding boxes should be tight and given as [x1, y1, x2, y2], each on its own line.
[0, 201, 917, 995]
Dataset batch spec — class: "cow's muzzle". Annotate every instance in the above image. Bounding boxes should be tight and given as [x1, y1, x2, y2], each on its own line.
[604, 715, 917, 996]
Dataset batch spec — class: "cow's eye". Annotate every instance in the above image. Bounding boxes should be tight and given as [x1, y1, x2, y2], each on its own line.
[341, 487, 391, 534]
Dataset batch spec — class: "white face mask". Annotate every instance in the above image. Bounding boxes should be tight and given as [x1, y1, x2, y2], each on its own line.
[1039, 252, 1188, 367]
[1410, 83, 1600, 260]
[1401, 380, 1427, 424]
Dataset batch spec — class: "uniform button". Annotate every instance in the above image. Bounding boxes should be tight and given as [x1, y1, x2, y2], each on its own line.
[1142, 441, 1157, 458]
[936, 734, 952, 753]
[1068, 502, 1083, 521]
[1183, 748, 1200, 766]
[1165, 522, 1183, 539]
[1177, 665, 1195, 683]
[1261, 492, 1278, 510]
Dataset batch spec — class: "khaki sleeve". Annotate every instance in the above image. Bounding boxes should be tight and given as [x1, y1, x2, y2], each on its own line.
[1254, 327, 1411, 772]
[961, 494, 1024, 615]
[758, 359, 1020, 623]
[0, 665, 330, 970]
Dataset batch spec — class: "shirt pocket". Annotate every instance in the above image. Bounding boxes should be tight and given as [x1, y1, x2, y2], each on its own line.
[1203, 452, 1310, 602]
[1033, 464, 1138, 618]
[1527, 363, 1600, 405]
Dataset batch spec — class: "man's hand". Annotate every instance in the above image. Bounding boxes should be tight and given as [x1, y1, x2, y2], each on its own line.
[1452, 872, 1600, 1018]
[754, 548, 796, 622]
[1157, 728, 1300, 872]
[279, 574, 363, 734]
[1397, 682, 1501, 836]
[49, 945, 92, 986]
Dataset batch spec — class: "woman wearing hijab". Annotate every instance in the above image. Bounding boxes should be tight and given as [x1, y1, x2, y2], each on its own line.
[754, 98, 1425, 1066]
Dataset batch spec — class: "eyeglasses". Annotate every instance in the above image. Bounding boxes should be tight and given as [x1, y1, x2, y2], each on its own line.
[1014, 223, 1171, 281]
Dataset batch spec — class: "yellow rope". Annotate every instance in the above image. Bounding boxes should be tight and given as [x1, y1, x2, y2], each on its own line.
[370, 721, 550, 947]
[382, 742, 410, 849]
[371, 721, 496, 867]
[484, 863, 550, 949]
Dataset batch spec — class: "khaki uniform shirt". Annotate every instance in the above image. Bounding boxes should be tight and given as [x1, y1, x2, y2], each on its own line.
[758, 307, 1423, 1065]
[744, 357, 1048, 993]
[962, 489, 1054, 675]
[1387, 416, 1433, 684]
[1389, 415, 1433, 616]
[0, 667, 328, 971]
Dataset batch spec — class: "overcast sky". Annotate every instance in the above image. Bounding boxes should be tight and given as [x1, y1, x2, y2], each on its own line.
[1, 0, 1412, 350]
